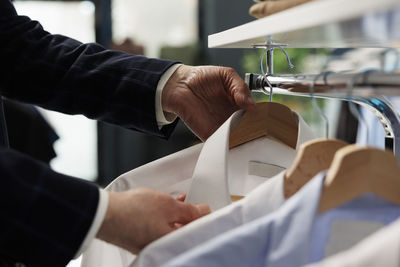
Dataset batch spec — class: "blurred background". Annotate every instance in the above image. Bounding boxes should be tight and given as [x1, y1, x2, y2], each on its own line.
[11, 0, 400, 196]
[8, 0, 400, 265]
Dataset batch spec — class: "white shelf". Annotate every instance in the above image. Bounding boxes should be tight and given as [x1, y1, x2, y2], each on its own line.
[208, 0, 400, 49]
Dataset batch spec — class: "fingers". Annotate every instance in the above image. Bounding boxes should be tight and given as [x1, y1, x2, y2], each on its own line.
[166, 64, 256, 141]
[179, 96, 221, 141]
[96, 189, 209, 255]
[172, 202, 211, 225]
[222, 68, 256, 110]
[233, 87, 256, 111]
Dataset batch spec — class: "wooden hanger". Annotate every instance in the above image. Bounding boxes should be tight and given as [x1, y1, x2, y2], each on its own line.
[229, 102, 299, 149]
[318, 145, 400, 214]
[284, 138, 348, 198]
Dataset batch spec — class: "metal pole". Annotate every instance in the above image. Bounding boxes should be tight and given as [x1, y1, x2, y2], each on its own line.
[246, 72, 400, 96]
[266, 49, 274, 75]
[245, 72, 400, 162]
[355, 97, 400, 161]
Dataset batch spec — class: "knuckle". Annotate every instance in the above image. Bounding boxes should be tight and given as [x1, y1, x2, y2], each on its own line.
[225, 66, 234, 72]
[224, 67, 236, 76]
[162, 195, 177, 208]
[183, 204, 197, 218]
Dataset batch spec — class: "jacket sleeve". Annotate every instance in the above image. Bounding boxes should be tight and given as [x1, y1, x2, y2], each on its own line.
[0, 0, 178, 139]
[0, 148, 100, 266]
[0, 0, 179, 265]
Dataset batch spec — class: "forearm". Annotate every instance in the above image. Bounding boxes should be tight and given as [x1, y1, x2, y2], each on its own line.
[0, 0, 178, 137]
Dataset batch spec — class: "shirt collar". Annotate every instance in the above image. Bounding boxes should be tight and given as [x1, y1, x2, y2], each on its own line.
[186, 108, 315, 211]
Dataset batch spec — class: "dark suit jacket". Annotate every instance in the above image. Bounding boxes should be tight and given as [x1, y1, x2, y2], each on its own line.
[4, 99, 59, 164]
[0, 0, 178, 266]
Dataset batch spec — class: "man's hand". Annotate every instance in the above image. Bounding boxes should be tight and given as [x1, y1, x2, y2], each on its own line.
[96, 188, 210, 254]
[162, 65, 256, 141]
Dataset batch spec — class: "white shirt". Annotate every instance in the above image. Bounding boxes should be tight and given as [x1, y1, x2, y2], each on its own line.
[304, 217, 400, 267]
[81, 107, 315, 267]
[162, 173, 400, 267]
[308, 193, 400, 263]
[74, 64, 180, 258]
[133, 172, 286, 267]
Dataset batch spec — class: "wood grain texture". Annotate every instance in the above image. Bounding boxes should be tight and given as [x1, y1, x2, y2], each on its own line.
[284, 138, 348, 198]
[319, 145, 400, 213]
[229, 102, 298, 149]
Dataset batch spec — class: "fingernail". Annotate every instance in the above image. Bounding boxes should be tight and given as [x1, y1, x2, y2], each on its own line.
[196, 204, 211, 215]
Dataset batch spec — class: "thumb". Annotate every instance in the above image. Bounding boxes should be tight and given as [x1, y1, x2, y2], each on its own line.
[225, 69, 256, 110]
[234, 88, 256, 111]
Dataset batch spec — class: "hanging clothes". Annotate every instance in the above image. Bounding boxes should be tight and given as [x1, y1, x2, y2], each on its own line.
[81, 108, 315, 267]
[132, 171, 285, 267]
[308, 193, 400, 263]
[304, 217, 400, 267]
[163, 172, 400, 267]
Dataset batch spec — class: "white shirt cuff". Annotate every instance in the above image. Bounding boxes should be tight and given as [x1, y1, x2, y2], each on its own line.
[73, 188, 109, 258]
[155, 64, 181, 129]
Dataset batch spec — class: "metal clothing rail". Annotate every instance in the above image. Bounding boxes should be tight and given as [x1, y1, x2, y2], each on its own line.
[246, 72, 400, 97]
[245, 72, 400, 162]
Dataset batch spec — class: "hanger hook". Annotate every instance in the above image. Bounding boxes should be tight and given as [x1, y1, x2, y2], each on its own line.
[310, 71, 331, 139]
[260, 46, 295, 71]
[346, 72, 370, 145]
[259, 44, 295, 102]
[276, 46, 295, 69]
[260, 48, 270, 76]
[264, 75, 274, 102]
[260, 48, 274, 101]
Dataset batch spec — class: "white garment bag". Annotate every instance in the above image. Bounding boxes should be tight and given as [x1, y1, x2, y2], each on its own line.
[81, 109, 315, 267]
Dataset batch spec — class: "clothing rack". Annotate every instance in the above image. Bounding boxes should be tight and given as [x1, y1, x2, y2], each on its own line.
[245, 72, 400, 161]
[208, 0, 400, 161]
[246, 72, 400, 97]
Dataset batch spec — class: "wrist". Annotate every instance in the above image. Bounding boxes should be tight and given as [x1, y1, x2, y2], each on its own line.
[96, 192, 117, 244]
[162, 64, 192, 115]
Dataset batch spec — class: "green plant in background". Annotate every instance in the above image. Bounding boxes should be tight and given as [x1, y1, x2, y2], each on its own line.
[243, 48, 319, 74]
[242, 48, 333, 137]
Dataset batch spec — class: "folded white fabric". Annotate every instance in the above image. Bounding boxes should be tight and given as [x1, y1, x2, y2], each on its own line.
[81, 144, 203, 267]
[81, 108, 315, 267]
